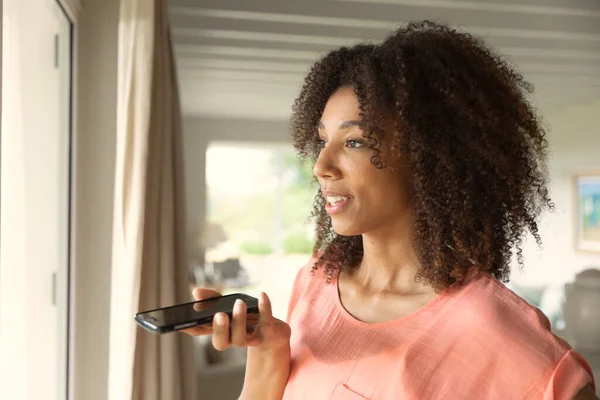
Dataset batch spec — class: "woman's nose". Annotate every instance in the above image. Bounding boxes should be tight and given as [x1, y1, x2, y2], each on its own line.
[313, 146, 341, 180]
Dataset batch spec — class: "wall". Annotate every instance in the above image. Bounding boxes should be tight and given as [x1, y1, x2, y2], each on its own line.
[70, 0, 118, 399]
[182, 117, 291, 257]
[513, 99, 600, 286]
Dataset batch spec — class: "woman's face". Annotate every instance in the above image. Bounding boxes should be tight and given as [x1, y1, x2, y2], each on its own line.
[314, 86, 412, 237]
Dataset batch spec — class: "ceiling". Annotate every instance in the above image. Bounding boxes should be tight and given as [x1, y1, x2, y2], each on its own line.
[168, 0, 600, 120]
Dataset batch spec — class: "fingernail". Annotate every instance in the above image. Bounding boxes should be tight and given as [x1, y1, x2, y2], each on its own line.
[215, 313, 225, 326]
[235, 300, 247, 315]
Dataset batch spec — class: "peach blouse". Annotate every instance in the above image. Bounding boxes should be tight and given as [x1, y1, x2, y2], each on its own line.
[282, 261, 595, 399]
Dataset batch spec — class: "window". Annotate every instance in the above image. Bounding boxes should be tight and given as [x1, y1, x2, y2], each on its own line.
[199, 142, 316, 319]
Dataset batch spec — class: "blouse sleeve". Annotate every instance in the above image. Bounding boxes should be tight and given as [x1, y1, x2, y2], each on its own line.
[542, 349, 596, 400]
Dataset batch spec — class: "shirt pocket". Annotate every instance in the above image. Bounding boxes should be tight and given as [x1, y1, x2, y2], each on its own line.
[330, 382, 369, 400]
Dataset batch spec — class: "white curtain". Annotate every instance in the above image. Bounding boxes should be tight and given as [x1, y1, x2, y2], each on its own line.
[108, 0, 197, 399]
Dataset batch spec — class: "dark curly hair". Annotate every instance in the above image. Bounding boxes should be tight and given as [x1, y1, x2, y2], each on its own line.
[291, 21, 554, 292]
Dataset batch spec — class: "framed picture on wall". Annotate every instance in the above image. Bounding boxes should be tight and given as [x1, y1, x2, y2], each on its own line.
[575, 171, 600, 253]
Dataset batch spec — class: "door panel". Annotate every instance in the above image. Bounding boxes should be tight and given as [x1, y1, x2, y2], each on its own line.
[0, 1, 72, 399]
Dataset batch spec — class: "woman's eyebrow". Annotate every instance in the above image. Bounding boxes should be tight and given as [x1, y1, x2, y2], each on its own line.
[339, 120, 361, 129]
[318, 120, 361, 130]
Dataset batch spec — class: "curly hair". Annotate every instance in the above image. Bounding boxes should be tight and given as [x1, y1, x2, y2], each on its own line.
[291, 21, 554, 292]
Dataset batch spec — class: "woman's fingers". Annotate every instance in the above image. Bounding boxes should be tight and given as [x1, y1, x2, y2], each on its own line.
[192, 288, 221, 301]
[212, 312, 231, 351]
[180, 323, 212, 336]
[230, 299, 248, 347]
[258, 292, 273, 326]
[184, 290, 288, 351]
[182, 288, 222, 336]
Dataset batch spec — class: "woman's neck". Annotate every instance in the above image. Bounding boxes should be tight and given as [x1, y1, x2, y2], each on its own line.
[352, 219, 432, 296]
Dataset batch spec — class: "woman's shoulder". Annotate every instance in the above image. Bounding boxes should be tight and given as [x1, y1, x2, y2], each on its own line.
[285, 256, 328, 323]
[291, 255, 333, 287]
[441, 269, 595, 395]
[449, 269, 562, 349]
[290, 255, 322, 286]
[456, 270, 556, 334]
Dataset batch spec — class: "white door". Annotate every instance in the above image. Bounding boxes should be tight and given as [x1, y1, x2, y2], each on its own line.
[0, 1, 72, 399]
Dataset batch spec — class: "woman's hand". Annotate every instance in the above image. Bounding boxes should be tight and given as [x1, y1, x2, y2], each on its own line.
[184, 288, 292, 400]
[182, 288, 291, 352]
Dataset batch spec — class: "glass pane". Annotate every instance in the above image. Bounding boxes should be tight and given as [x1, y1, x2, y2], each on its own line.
[201, 142, 317, 320]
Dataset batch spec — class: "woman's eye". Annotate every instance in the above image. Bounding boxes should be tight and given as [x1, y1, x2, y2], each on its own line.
[346, 139, 365, 148]
[317, 139, 327, 149]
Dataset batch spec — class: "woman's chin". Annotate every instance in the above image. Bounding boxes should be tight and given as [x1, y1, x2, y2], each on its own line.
[331, 221, 362, 237]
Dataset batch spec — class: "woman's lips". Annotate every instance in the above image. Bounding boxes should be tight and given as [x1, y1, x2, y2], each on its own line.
[321, 190, 353, 215]
[325, 195, 352, 215]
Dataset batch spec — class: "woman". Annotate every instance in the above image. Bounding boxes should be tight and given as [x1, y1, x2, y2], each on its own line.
[185, 21, 597, 399]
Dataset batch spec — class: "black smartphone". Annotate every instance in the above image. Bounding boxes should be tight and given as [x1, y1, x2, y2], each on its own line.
[134, 293, 259, 334]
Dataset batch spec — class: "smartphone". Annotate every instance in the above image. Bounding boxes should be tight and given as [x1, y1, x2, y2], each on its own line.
[134, 293, 259, 334]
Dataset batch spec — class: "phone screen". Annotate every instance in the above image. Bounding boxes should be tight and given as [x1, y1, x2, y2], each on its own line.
[135, 293, 259, 333]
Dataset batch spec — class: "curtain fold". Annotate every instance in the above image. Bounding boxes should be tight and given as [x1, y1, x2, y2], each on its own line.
[109, 0, 196, 399]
